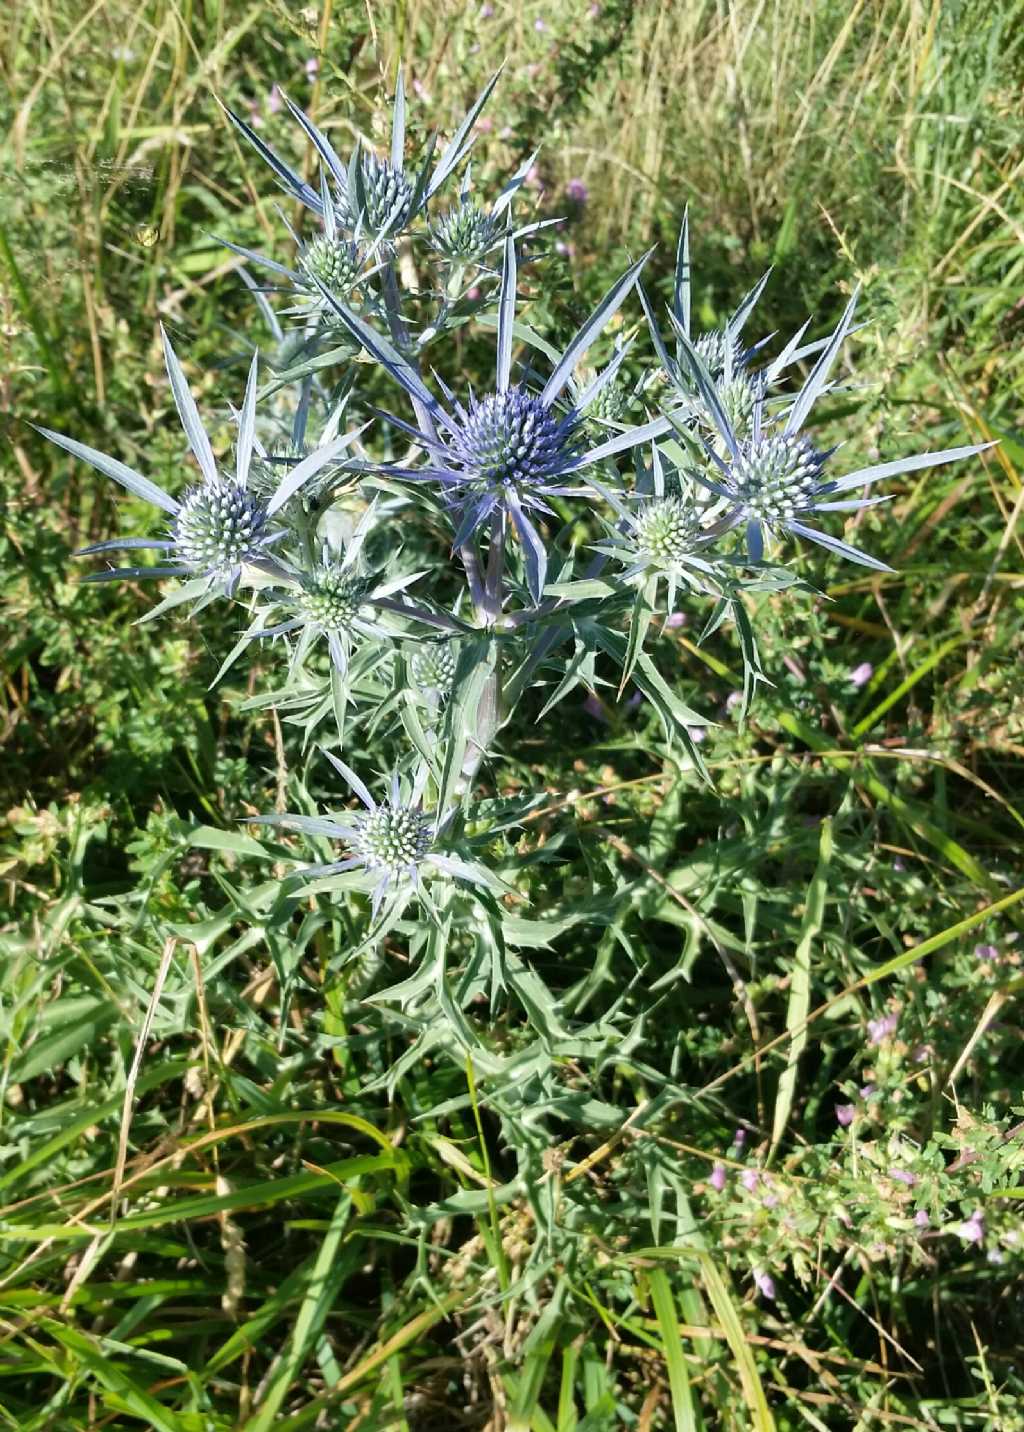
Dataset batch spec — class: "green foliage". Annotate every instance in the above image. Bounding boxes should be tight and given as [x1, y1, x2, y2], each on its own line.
[2, 1, 1023, 1428]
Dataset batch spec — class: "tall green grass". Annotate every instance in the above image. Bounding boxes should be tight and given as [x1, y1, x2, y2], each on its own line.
[2, 1, 1023, 1426]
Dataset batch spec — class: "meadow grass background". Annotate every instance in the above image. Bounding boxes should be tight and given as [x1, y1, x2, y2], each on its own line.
[1, 0, 1024, 1426]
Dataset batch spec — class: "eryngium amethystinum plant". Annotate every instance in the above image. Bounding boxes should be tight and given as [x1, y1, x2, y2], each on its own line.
[35, 66, 992, 1165]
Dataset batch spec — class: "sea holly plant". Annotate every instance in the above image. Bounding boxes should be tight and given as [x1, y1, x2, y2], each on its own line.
[34, 67, 993, 1066]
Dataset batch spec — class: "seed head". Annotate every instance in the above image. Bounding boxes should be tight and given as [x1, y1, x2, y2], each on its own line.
[428, 202, 499, 261]
[633, 496, 703, 570]
[728, 434, 826, 526]
[297, 567, 368, 630]
[694, 328, 744, 379]
[352, 804, 434, 876]
[452, 385, 578, 494]
[174, 478, 271, 573]
[337, 154, 412, 237]
[300, 234, 362, 293]
[411, 641, 457, 693]
[587, 378, 632, 427]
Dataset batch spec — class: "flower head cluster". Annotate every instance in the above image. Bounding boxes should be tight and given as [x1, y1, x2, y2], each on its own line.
[34, 331, 362, 604]
[323, 237, 683, 601]
[250, 751, 496, 918]
[223, 69, 503, 246]
[411, 640, 457, 696]
[652, 273, 991, 570]
[298, 233, 364, 294]
[255, 501, 424, 674]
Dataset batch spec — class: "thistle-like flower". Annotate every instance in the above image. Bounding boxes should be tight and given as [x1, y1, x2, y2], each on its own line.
[33, 331, 359, 602]
[222, 69, 501, 243]
[670, 291, 993, 569]
[411, 640, 457, 696]
[318, 237, 685, 601]
[250, 750, 496, 917]
[255, 500, 425, 674]
[428, 200, 500, 262]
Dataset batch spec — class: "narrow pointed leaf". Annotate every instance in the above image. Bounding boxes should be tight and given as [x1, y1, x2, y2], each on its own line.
[541, 249, 652, 406]
[33, 426, 180, 514]
[236, 349, 259, 486]
[497, 235, 516, 392]
[160, 326, 217, 484]
[266, 426, 369, 515]
[787, 519, 893, 571]
[827, 442, 995, 494]
[428, 68, 502, 197]
[783, 287, 859, 436]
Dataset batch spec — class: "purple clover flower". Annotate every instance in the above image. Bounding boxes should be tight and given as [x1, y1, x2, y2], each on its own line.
[566, 177, 588, 204]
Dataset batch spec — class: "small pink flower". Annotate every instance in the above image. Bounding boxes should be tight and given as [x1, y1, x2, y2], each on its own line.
[305, 57, 319, 78]
[849, 661, 873, 688]
[710, 1162, 727, 1192]
[753, 1269, 776, 1300]
[664, 611, 687, 629]
[914, 1209, 930, 1229]
[836, 1103, 856, 1127]
[867, 1011, 899, 1046]
[889, 1168, 917, 1187]
[267, 84, 282, 115]
[725, 690, 744, 713]
[732, 1128, 747, 1147]
[740, 1168, 759, 1193]
[955, 1212, 984, 1245]
[686, 725, 707, 744]
[974, 943, 999, 961]
[534, 16, 548, 31]
[479, 1, 494, 14]
[476, 116, 494, 133]
[565, 177, 588, 204]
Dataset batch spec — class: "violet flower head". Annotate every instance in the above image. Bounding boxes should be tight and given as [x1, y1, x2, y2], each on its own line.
[565, 177, 588, 204]
[753, 1269, 776, 1300]
[710, 1162, 727, 1192]
[321, 237, 678, 601]
[849, 660, 873, 688]
[836, 1103, 856, 1127]
[33, 333, 344, 604]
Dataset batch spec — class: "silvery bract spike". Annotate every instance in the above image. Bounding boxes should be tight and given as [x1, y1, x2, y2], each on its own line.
[317, 237, 683, 602]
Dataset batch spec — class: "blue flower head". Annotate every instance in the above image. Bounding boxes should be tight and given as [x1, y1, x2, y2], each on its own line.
[315, 237, 684, 601]
[250, 751, 497, 919]
[33, 329, 357, 603]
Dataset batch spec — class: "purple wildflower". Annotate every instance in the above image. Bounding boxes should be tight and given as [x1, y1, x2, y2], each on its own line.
[974, 943, 999, 961]
[955, 1211, 984, 1245]
[889, 1168, 918, 1187]
[753, 1269, 776, 1300]
[849, 661, 873, 688]
[741, 1168, 759, 1193]
[867, 1011, 899, 1046]
[836, 1103, 856, 1127]
[914, 1209, 930, 1229]
[566, 177, 588, 204]
[710, 1162, 727, 1192]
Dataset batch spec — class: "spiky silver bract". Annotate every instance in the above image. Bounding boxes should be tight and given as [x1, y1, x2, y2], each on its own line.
[319, 236, 684, 602]
[249, 751, 500, 919]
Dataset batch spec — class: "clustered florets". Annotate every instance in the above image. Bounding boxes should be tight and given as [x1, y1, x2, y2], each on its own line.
[297, 568, 368, 630]
[336, 154, 412, 237]
[727, 434, 826, 527]
[411, 642, 457, 693]
[694, 328, 744, 378]
[173, 478, 271, 572]
[451, 385, 578, 494]
[428, 202, 499, 261]
[300, 235, 363, 293]
[633, 496, 703, 569]
[351, 803, 434, 876]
